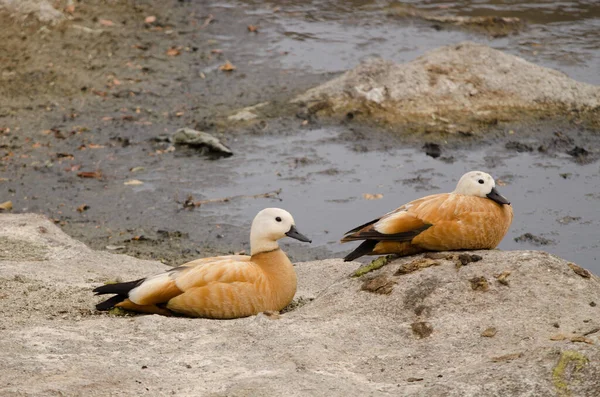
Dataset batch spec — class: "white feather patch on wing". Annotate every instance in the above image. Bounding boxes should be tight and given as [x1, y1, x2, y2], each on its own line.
[374, 209, 408, 233]
[129, 273, 172, 304]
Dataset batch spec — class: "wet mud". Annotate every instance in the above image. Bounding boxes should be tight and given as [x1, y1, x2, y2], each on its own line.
[1, 0, 599, 272]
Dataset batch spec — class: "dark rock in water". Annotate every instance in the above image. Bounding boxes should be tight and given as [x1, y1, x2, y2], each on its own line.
[514, 233, 555, 246]
[170, 128, 233, 157]
[567, 146, 589, 158]
[505, 141, 533, 152]
[423, 142, 441, 158]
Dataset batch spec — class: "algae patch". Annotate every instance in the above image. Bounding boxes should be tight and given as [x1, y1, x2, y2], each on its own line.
[552, 350, 589, 397]
[352, 255, 396, 277]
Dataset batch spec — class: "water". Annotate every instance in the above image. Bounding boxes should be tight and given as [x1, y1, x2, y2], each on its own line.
[141, 127, 600, 272]
[221, 0, 600, 84]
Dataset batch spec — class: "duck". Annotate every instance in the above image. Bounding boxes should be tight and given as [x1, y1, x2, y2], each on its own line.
[341, 171, 513, 261]
[93, 208, 312, 318]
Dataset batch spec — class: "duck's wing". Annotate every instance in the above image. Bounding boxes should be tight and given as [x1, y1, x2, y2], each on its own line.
[166, 255, 275, 318]
[127, 255, 253, 306]
[341, 194, 447, 242]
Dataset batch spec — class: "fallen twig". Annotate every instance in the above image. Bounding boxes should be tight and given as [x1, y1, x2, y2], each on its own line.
[199, 14, 214, 29]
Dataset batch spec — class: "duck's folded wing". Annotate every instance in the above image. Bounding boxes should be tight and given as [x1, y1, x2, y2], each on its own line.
[173, 255, 257, 291]
[342, 210, 432, 242]
[128, 255, 252, 306]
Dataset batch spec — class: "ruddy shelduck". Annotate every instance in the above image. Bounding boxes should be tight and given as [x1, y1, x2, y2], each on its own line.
[341, 171, 513, 261]
[94, 208, 312, 318]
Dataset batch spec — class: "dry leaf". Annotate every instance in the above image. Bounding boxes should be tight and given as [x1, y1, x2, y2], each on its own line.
[247, 25, 259, 32]
[77, 204, 90, 213]
[0, 201, 13, 211]
[145, 16, 156, 24]
[363, 193, 383, 200]
[87, 143, 105, 149]
[568, 262, 591, 278]
[219, 61, 236, 72]
[124, 179, 144, 186]
[77, 171, 102, 179]
[211, 49, 223, 54]
[99, 19, 114, 27]
[65, 164, 81, 172]
[570, 335, 594, 344]
[65, 4, 75, 14]
[550, 334, 567, 341]
[166, 47, 181, 57]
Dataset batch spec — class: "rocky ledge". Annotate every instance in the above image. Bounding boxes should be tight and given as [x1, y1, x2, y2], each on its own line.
[1, 213, 599, 396]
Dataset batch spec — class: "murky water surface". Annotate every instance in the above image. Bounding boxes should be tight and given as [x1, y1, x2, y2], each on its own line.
[223, 0, 600, 84]
[129, 126, 599, 271]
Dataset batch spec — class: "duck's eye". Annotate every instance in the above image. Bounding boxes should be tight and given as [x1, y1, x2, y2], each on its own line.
[478, 179, 484, 184]
[275, 217, 282, 222]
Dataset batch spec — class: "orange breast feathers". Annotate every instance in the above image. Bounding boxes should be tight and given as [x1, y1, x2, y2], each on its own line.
[343, 193, 514, 251]
[118, 252, 297, 319]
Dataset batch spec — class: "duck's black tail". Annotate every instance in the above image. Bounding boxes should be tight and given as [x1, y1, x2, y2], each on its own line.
[343, 240, 378, 262]
[93, 279, 144, 311]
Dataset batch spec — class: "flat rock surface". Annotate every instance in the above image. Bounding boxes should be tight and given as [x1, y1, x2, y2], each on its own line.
[1, 213, 599, 396]
[293, 42, 600, 132]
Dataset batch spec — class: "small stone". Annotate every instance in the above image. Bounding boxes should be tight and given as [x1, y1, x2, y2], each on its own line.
[411, 322, 433, 339]
[469, 276, 489, 292]
[361, 275, 396, 295]
[481, 327, 497, 337]
[494, 270, 511, 286]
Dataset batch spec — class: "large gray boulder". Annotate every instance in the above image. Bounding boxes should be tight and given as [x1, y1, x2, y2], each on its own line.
[292, 42, 600, 133]
[1, 213, 599, 396]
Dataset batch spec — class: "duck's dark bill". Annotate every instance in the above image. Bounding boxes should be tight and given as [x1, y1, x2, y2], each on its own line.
[286, 225, 312, 243]
[487, 187, 510, 205]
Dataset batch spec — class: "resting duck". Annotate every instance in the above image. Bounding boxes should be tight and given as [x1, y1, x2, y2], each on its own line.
[341, 171, 513, 261]
[94, 208, 311, 318]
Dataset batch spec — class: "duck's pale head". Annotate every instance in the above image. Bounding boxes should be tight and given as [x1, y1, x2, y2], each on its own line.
[250, 208, 311, 255]
[453, 171, 510, 205]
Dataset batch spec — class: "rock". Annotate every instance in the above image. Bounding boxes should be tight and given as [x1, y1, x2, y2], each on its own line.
[387, 4, 524, 37]
[170, 128, 233, 157]
[1, 213, 600, 396]
[514, 232, 555, 246]
[292, 42, 600, 134]
[0, 0, 64, 25]
[228, 102, 269, 122]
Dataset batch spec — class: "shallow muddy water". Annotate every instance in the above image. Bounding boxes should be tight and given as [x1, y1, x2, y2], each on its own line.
[231, 0, 600, 84]
[1, 0, 599, 273]
[130, 126, 600, 271]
